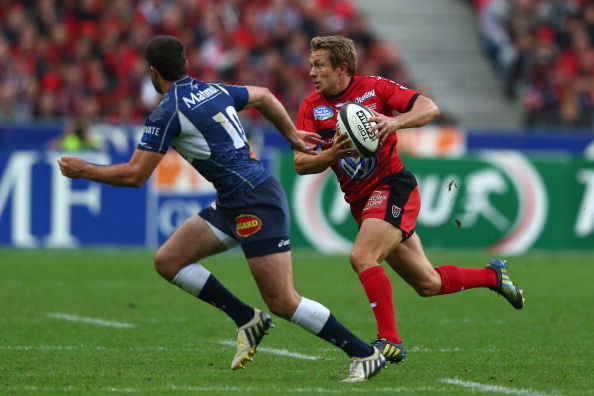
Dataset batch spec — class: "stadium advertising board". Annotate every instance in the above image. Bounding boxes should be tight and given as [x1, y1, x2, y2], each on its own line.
[0, 149, 144, 247]
[1, 145, 593, 254]
[280, 151, 594, 254]
[0, 148, 216, 248]
[145, 150, 218, 247]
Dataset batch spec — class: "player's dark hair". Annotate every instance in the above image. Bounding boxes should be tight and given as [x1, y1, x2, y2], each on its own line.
[310, 35, 357, 76]
[145, 35, 188, 81]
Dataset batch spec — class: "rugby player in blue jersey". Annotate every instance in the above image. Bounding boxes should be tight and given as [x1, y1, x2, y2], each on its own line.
[58, 35, 385, 382]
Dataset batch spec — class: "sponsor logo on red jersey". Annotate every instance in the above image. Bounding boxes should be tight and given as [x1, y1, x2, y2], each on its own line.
[354, 89, 376, 104]
[313, 106, 334, 120]
[363, 190, 388, 211]
[236, 214, 262, 237]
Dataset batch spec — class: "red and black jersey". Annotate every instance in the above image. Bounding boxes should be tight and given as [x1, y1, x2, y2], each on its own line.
[296, 75, 419, 204]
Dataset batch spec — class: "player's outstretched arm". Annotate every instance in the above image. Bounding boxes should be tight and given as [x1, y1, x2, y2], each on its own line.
[244, 86, 322, 154]
[293, 127, 356, 175]
[57, 149, 164, 187]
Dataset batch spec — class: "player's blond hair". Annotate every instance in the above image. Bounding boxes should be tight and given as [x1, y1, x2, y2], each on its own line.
[310, 35, 357, 76]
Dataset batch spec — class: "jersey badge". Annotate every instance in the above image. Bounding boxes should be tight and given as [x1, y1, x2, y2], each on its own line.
[313, 106, 333, 120]
[236, 214, 262, 237]
[392, 205, 402, 218]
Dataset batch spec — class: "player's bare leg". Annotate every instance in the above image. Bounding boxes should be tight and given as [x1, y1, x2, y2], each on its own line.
[227, 252, 302, 370]
[154, 215, 271, 369]
[385, 233, 442, 297]
[387, 233, 524, 308]
[350, 218, 406, 363]
[247, 251, 302, 319]
[154, 214, 227, 281]
[249, 250, 385, 380]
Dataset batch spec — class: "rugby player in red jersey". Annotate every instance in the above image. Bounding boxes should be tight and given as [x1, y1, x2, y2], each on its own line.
[295, 35, 525, 364]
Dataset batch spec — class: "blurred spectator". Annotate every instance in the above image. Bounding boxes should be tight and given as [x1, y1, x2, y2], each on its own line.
[0, 0, 416, 131]
[585, 2, 594, 43]
[48, 96, 103, 151]
[476, 0, 594, 129]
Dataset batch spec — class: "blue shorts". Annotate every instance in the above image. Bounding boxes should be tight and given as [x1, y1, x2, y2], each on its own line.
[199, 177, 291, 258]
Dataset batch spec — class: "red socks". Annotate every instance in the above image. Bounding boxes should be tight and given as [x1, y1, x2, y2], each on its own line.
[357, 264, 498, 342]
[358, 265, 401, 344]
[435, 264, 498, 294]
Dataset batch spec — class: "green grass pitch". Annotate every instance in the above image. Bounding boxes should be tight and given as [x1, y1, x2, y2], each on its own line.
[1, 248, 592, 395]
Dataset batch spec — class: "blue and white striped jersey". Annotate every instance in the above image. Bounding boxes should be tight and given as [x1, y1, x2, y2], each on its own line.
[138, 76, 271, 201]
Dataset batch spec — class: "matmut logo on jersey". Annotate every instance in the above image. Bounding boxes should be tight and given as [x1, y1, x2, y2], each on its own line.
[183, 85, 220, 108]
[236, 214, 262, 237]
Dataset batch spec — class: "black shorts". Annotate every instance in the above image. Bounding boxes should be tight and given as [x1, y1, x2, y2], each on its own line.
[199, 177, 291, 258]
[351, 169, 420, 241]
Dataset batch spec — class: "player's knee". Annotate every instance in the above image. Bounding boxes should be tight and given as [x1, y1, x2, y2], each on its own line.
[413, 277, 441, 297]
[266, 302, 287, 319]
[415, 285, 435, 297]
[154, 250, 174, 281]
[265, 300, 289, 319]
[263, 295, 300, 320]
[153, 253, 166, 277]
[348, 249, 375, 273]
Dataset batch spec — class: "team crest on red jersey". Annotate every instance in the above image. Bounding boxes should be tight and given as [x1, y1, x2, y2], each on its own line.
[236, 214, 262, 237]
[392, 205, 402, 218]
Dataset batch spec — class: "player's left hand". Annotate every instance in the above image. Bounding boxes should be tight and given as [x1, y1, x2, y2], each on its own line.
[57, 155, 87, 178]
[292, 130, 323, 155]
[368, 110, 400, 146]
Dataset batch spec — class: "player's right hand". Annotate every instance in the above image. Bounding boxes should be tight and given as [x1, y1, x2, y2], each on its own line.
[333, 125, 359, 159]
[57, 156, 87, 179]
[292, 130, 323, 155]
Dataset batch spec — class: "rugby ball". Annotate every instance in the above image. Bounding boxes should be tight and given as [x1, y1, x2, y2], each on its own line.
[337, 102, 379, 157]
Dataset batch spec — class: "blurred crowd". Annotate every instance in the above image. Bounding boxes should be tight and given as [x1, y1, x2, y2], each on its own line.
[4, 0, 589, 135]
[476, 0, 594, 128]
[0, 0, 413, 134]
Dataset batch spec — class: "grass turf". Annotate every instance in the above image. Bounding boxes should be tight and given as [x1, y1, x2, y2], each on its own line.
[0, 248, 592, 395]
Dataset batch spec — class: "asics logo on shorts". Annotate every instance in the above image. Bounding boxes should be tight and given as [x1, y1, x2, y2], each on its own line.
[277, 239, 290, 248]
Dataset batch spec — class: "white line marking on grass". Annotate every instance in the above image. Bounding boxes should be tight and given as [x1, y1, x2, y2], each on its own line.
[8, 385, 460, 393]
[0, 345, 173, 351]
[0, 345, 83, 351]
[217, 341, 460, 360]
[441, 378, 557, 396]
[410, 346, 461, 352]
[218, 340, 324, 360]
[46, 312, 135, 328]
